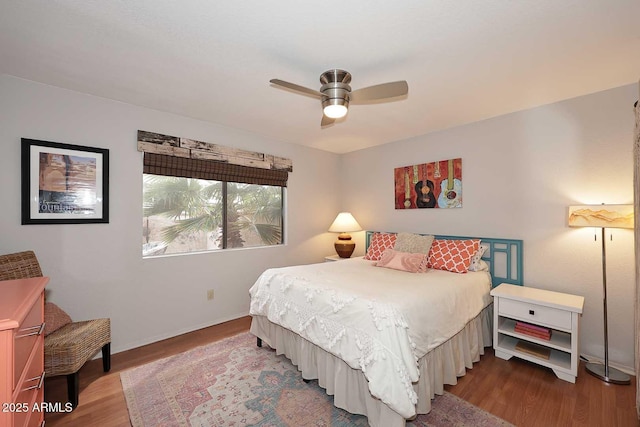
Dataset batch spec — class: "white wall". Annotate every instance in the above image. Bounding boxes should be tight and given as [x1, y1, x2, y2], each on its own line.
[1, 75, 636, 373]
[342, 84, 637, 372]
[0, 75, 341, 353]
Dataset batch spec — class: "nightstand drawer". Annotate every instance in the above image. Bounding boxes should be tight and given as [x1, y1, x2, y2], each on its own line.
[499, 298, 572, 330]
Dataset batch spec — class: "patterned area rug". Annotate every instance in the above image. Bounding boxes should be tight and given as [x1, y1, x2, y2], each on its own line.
[121, 332, 511, 426]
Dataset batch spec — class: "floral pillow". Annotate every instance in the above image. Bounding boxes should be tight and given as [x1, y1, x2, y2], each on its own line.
[427, 239, 480, 273]
[364, 232, 397, 261]
[375, 248, 427, 273]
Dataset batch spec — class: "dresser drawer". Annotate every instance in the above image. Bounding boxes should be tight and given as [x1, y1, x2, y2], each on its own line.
[498, 298, 572, 330]
[14, 294, 44, 390]
[29, 387, 45, 427]
[13, 378, 44, 427]
[13, 338, 45, 427]
[0, 277, 48, 427]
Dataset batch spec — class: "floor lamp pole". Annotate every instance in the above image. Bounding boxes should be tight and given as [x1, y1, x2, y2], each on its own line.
[585, 227, 631, 384]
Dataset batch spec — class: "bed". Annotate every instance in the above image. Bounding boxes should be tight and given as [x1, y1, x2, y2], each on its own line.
[249, 231, 523, 427]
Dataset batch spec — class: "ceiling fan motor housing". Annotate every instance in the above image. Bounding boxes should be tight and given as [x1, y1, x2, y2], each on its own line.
[320, 69, 351, 85]
[320, 69, 351, 110]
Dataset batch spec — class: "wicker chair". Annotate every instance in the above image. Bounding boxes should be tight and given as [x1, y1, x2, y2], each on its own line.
[0, 250, 111, 409]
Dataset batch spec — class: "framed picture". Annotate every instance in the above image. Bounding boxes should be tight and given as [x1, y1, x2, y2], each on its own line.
[394, 158, 462, 209]
[21, 138, 109, 224]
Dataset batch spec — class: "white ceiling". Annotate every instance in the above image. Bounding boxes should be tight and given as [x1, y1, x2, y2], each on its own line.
[1, 1, 639, 154]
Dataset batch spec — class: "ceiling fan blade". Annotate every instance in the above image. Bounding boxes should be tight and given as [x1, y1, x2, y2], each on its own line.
[270, 79, 324, 99]
[350, 81, 408, 103]
[321, 114, 335, 127]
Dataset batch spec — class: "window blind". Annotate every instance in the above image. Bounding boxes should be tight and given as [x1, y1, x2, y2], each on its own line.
[143, 152, 288, 187]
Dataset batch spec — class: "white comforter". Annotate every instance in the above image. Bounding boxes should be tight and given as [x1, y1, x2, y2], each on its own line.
[249, 257, 492, 419]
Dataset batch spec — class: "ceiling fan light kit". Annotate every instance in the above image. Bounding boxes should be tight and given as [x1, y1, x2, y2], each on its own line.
[323, 103, 348, 119]
[270, 69, 408, 126]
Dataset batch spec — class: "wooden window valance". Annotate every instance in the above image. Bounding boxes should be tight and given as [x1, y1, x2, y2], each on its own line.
[138, 130, 292, 187]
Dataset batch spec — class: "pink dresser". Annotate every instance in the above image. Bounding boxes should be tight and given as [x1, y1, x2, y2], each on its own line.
[0, 277, 48, 427]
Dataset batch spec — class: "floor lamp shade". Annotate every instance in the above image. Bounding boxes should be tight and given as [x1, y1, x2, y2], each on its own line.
[328, 212, 362, 258]
[568, 205, 633, 229]
[568, 204, 633, 384]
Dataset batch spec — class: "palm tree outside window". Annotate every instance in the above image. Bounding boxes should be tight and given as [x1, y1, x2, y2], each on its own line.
[142, 175, 283, 257]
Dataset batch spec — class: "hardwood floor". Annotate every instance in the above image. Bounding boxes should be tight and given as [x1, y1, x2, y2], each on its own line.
[44, 316, 638, 427]
[443, 348, 638, 427]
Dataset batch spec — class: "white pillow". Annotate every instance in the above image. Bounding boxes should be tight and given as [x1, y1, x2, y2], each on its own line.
[471, 259, 489, 272]
[393, 232, 435, 254]
[468, 244, 488, 272]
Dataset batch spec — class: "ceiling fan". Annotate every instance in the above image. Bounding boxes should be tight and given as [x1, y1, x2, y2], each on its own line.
[269, 69, 408, 127]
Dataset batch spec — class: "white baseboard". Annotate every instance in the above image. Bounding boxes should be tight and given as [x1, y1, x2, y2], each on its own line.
[580, 352, 635, 377]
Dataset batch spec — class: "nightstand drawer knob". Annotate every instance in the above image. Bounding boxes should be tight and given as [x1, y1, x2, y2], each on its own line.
[529, 309, 535, 315]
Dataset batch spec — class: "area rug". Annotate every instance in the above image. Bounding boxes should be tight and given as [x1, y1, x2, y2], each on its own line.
[121, 332, 511, 427]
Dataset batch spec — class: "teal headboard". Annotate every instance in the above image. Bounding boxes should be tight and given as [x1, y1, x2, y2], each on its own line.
[365, 231, 523, 287]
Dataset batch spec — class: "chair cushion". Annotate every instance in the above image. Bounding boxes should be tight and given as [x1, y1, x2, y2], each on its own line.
[44, 302, 73, 336]
[44, 318, 111, 376]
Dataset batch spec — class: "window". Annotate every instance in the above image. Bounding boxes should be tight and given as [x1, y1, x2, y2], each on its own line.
[225, 182, 283, 249]
[137, 130, 291, 257]
[143, 175, 283, 257]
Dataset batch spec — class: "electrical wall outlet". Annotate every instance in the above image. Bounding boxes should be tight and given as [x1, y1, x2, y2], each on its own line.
[207, 289, 214, 300]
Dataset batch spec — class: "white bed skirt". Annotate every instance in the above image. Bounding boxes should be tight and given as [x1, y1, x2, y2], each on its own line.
[250, 304, 493, 427]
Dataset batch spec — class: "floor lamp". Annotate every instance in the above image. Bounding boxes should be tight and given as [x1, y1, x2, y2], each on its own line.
[568, 204, 634, 384]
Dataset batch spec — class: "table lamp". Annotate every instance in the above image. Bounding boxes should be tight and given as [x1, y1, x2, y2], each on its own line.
[568, 204, 633, 384]
[328, 212, 362, 258]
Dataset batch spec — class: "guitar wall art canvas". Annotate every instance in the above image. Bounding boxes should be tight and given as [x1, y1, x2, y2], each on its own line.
[394, 158, 462, 209]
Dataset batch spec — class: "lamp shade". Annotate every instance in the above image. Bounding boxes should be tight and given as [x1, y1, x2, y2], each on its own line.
[328, 212, 362, 233]
[568, 205, 634, 229]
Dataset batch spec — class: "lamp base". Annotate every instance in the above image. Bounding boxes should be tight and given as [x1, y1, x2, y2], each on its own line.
[585, 362, 630, 385]
[334, 233, 355, 258]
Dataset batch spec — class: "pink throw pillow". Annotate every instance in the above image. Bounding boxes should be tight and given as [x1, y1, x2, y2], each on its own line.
[427, 239, 480, 273]
[375, 249, 426, 273]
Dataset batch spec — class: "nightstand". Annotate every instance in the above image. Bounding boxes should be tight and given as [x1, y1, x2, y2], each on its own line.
[490, 283, 584, 383]
[324, 255, 348, 262]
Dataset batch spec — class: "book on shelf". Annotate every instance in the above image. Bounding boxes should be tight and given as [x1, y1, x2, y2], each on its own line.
[515, 340, 551, 360]
[514, 325, 551, 340]
[515, 321, 551, 334]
